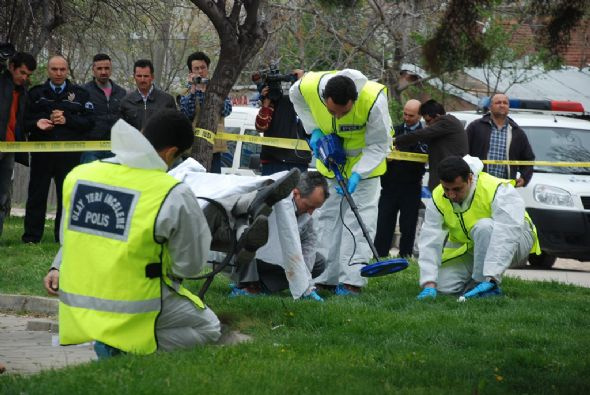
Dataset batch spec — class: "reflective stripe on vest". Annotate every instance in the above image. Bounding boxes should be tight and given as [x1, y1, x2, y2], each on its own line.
[299, 71, 388, 178]
[432, 172, 541, 263]
[60, 291, 161, 314]
[59, 161, 203, 355]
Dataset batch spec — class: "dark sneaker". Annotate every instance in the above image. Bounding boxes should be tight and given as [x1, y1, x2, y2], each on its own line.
[247, 168, 301, 220]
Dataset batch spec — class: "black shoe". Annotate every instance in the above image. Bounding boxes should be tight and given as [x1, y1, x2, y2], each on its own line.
[235, 215, 269, 266]
[247, 168, 301, 220]
[22, 236, 40, 244]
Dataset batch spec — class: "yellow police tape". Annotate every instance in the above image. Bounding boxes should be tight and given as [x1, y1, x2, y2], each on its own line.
[2, 131, 590, 168]
[0, 140, 111, 153]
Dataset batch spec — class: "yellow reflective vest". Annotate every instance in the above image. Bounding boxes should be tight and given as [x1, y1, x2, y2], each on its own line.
[432, 172, 541, 263]
[299, 71, 388, 178]
[59, 161, 204, 355]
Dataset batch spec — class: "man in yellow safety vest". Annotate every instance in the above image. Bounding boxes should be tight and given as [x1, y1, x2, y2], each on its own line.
[43, 109, 298, 357]
[416, 155, 540, 301]
[289, 69, 393, 296]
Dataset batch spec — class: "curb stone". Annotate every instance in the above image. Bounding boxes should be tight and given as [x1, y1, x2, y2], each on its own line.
[0, 294, 58, 315]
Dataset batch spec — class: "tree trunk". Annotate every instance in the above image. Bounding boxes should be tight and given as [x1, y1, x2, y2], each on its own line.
[189, 0, 267, 170]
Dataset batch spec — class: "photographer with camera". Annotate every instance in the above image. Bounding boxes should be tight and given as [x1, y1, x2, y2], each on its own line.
[0, 46, 36, 239]
[254, 67, 311, 175]
[179, 51, 232, 173]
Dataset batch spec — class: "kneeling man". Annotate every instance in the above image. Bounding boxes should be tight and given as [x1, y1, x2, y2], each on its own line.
[416, 155, 540, 300]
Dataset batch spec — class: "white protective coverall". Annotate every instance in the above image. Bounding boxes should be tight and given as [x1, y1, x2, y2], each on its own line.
[52, 121, 221, 351]
[289, 69, 393, 288]
[170, 161, 319, 299]
[418, 155, 535, 294]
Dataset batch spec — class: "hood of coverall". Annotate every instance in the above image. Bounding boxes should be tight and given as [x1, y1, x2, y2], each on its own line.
[110, 119, 168, 171]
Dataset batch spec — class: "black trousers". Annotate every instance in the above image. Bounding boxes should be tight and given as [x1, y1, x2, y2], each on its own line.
[22, 151, 81, 243]
[374, 182, 422, 257]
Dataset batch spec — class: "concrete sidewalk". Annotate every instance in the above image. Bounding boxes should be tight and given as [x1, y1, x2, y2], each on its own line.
[0, 294, 251, 375]
[505, 268, 590, 287]
[0, 313, 96, 375]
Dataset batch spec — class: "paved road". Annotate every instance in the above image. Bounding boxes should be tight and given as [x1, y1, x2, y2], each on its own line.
[506, 258, 590, 287]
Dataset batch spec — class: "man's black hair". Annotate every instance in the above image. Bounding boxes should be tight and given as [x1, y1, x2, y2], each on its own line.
[142, 109, 194, 155]
[10, 52, 37, 71]
[186, 51, 210, 71]
[323, 75, 358, 105]
[93, 53, 111, 63]
[134, 59, 154, 74]
[438, 156, 471, 183]
[419, 99, 446, 118]
[297, 171, 329, 200]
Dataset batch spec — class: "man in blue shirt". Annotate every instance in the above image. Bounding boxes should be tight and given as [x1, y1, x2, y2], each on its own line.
[179, 51, 232, 173]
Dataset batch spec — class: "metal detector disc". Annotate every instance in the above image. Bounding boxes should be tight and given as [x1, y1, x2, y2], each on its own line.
[360, 258, 409, 278]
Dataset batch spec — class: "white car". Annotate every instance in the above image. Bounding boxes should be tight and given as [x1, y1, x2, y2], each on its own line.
[450, 106, 590, 268]
[221, 106, 261, 176]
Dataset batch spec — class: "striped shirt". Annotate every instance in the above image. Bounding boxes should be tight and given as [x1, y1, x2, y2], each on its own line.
[487, 121, 508, 178]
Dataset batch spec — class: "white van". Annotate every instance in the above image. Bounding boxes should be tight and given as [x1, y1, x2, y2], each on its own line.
[221, 106, 261, 176]
[450, 104, 590, 268]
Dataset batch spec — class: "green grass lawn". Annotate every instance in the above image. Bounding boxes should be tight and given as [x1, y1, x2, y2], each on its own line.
[1, 216, 590, 394]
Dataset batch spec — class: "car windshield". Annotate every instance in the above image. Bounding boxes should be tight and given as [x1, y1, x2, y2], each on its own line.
[522, 126, 590, 175]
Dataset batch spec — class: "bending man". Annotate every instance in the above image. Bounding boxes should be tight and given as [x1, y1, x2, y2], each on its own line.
[290, 69, 392, 295]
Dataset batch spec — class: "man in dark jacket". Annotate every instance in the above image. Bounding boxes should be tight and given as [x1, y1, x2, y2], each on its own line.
[466, 93, 535, 187]
[374, 99, 427, 258]
[255, 69, 310, 175]
[81, 53, 127, 163]
[393, 99, 468, 191]
[22, 55, 94, 243]
[0, 51, 36, 238]
[120, 59, 176, 131]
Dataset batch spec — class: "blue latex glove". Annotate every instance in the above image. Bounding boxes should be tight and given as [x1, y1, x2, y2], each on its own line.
[347, 172, 361, 194]
[416, 287, 437, 300]
[309, 128, 324, 157]
[462, 281, 497, 299]
[335, 185, 344, 196]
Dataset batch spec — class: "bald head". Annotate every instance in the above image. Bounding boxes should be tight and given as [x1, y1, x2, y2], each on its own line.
[48, 55, 69, 86]
[403, 99, 422, 127]
[490, 93, 509, 125]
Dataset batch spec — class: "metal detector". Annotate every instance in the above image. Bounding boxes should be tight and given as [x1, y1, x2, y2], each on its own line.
[316, 134, 409, 277]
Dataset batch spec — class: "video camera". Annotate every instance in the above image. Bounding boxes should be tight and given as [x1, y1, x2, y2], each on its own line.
[192, 76, 209, 85]
[0, 43, 15, 72]
[251, 63, 297, 102]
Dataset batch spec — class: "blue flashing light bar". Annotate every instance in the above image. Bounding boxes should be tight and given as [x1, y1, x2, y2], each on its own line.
[478, 97, 584, 113]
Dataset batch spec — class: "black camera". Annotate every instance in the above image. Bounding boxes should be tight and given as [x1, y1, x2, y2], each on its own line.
[192, 76, 209, 85]
[251, 64, 297, 102]
[0, 43, 15, 72]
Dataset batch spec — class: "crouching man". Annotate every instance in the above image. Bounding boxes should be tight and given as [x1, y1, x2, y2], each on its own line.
[233, 171, 329, 301]
[416, 155, 540, 301]
[43, 110, 295, 357]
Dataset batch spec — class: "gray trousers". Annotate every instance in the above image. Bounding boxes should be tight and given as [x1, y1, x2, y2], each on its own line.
[156, 284, 221, 351]
[437, 218, 534, 294]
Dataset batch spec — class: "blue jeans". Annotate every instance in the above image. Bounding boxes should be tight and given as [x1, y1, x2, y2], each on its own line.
[0, 153, 15, 238]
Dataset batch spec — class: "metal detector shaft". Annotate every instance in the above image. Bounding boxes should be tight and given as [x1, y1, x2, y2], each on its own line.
[331, 163, 381, 260]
